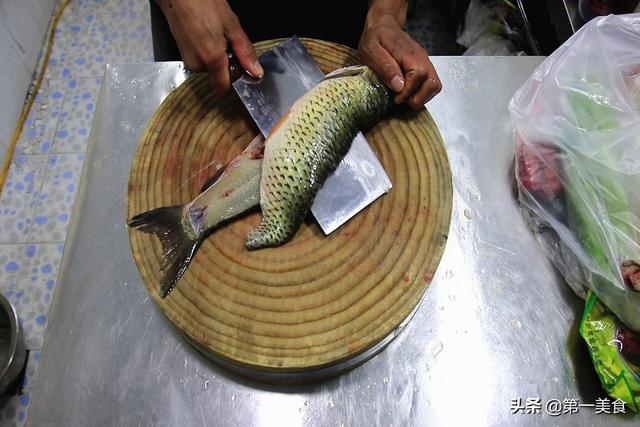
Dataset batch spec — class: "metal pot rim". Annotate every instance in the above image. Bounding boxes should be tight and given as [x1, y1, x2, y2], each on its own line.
[0, 292, 24, 395]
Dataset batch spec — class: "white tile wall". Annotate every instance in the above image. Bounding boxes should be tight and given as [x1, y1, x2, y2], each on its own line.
[0, 23, 32, 145]
[0, 0, 57, 159]
[0, 0, 54, 71]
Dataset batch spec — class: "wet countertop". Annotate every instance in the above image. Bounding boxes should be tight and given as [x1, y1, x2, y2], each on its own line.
[28, 57, 635, 426]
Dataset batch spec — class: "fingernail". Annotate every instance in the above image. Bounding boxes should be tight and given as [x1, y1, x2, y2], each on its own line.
[390, 75, 405, 92]
[253, 61, 264, 77]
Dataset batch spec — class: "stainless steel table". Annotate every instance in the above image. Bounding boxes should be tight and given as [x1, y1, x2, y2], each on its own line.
[29, 57, 635, 426]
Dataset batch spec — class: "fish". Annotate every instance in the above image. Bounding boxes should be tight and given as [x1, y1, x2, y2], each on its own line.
[130, 66, 393, 297]
[245, 65, 393, 249]
[128, 134, 264, 297]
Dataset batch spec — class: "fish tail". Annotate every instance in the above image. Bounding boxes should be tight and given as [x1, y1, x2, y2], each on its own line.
[128, 205, 205, 297]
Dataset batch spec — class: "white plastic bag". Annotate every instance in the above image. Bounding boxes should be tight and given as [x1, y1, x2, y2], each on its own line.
[457, 0, 526, 55]
[509, 14, 640, 331]
[463, 36, 522, 56]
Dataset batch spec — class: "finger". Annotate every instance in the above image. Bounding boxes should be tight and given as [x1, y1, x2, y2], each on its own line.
[174, 38, 205, 73]
[393, 64, 428, 105]
[203, 48, 232, 96]
[406, 74, 442, 110]
[225, 17, 263, 77]
[384, 41, 430, 104]
[360, 40, 405, 93]
[209, 69, 230, 96]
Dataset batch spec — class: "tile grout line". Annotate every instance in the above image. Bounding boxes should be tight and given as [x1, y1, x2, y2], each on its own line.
[0, 155, 46, 245]
[45, 78, 69, 156]
[28, 156, 51, 243]
[47, 77, 72, 155]
[25, 76, 68, 235]
[50, 76, 103, 155]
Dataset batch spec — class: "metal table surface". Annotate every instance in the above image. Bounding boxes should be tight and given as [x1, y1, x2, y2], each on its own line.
[28, 57, 635, 426]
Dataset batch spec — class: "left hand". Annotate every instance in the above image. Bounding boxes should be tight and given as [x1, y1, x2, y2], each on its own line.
[359, 11, 442, 110]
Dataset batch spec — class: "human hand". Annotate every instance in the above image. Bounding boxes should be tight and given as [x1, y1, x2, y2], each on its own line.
[359, 8, 441, 110]
[157, 0, 263, 95]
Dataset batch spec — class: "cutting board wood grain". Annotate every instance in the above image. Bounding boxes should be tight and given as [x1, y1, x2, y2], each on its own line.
[127, 39, 452, 375]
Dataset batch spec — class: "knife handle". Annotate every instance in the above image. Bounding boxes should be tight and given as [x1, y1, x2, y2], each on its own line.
[228, 53, 245, 82]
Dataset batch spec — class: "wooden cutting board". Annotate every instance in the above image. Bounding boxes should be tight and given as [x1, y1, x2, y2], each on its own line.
[127, 39, 452, 376]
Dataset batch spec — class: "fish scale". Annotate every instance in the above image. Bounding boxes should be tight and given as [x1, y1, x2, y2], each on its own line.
[245, 66, 392, 250]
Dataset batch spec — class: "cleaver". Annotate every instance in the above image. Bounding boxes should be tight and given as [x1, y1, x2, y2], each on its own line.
[232, 36, 392, 235]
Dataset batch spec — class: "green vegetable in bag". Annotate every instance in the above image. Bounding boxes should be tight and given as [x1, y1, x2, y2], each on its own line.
[563, 87, 640, 332]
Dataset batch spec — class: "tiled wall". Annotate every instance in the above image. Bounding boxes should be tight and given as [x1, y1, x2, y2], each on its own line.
[0, 0, 57, 168]
[0, 1, 153, 425]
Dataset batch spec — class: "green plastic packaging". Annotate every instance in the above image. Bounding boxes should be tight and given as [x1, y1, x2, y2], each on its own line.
[580, 291, 640, 412]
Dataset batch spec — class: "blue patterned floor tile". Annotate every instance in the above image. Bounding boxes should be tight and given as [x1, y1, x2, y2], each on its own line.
[45, 28, 72, 82]
[13, 244, 64, 349]
[0, 156, 48, 243]
[0, 245, 29, 302]
[22, 351, 42, 392]
[47, 4, 85, 81]
[0, 392, 30, 426]
[52, 78, 102, 153]
[16, 79, 67, 156]
[29, 153, 85, 242]
[49, 3, 152, 79]
[70, 0, 146, 16]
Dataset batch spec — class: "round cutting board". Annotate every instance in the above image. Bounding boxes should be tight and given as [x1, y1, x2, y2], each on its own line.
[127, 39, 452, 378]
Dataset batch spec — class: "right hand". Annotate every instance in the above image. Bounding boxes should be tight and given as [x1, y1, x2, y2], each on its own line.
[358, 6, 441, 110]
[157, 0, 263, 96]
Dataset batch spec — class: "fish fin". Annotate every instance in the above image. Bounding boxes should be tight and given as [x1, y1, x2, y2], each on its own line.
[321, 65, 367, 82]
[128, 205, 204, 298]
[243, 133, 265, 159]
[200, 134, 264, 193]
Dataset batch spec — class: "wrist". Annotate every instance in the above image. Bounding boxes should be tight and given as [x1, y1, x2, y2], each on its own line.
[366, 0, 408, 28]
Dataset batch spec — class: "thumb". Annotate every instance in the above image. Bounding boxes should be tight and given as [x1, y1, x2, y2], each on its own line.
[364, 43, 405, 93]
[226, 22, 263, 78]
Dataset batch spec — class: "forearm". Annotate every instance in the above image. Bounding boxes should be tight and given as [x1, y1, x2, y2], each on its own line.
[367, 0, 409, 27]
